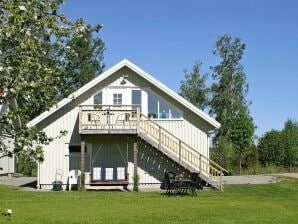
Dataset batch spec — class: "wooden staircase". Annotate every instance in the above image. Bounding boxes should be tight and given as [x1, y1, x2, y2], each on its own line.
[138, 114, 227, 191]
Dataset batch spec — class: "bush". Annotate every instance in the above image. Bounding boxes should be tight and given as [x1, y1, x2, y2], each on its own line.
[133, 175, 140, 192]
[16, 154, 37, 176]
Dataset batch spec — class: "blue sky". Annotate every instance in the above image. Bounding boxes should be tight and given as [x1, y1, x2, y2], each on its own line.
[61, 0, 298, 137]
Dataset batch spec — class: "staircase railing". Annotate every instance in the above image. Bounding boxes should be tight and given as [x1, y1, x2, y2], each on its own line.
[139, 114, 228, 190]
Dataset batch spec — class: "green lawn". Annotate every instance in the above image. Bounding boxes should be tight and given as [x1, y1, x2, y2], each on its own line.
[1, 179, 298, 224]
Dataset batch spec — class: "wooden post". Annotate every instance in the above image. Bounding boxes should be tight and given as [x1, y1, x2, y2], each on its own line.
[179, 140, 181, 164]
[199, 154, 202, 172]
[79, 106, 82, 133]
[220, 169, 223, 191]
[80, 139, 85, 189]
[136, 107, 140, 133]
[133, 140, 138, 177]
[158, 126, 161, 149]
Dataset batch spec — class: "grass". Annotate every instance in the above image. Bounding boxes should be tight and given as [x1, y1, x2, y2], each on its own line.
[1, 178, 298, 224]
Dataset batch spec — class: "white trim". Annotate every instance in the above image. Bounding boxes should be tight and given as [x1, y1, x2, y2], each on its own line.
[27, 59, 220, 129]
[152, 119, 184, 121]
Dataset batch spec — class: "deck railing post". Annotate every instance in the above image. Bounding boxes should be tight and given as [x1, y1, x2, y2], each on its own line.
[79, 106, 82, 133]
[179, 140, 181, 164]
[220, 169, 223, 191]
[136, 106, 140, 133]
[199, 154, 202, 172]
[108, 105, 111, 131]
[158, 126, 161, 149]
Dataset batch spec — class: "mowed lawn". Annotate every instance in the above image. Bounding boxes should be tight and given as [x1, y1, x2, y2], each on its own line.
[1, 179, 298, 224]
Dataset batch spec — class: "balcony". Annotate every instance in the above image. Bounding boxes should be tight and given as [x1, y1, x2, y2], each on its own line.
[79, 105, 140, 134]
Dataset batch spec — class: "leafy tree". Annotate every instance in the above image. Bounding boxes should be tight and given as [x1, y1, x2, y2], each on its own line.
[0, 0, 103, 166]
[62, 23, 105, 98]
[258, 130, 284, 166]
[210, 35, 250, 145]
[228, 108, 255, 173]
[258, 119, 298, 169]
[281, 119, 298, 168]
[179, 61, 209, 110]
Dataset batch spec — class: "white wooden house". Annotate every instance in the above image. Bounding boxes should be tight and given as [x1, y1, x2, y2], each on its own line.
[27, 59, 226, 190]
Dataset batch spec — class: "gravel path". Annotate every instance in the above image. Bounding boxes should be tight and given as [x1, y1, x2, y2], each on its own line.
[223, 173, 298, 185]
[271, 173, 298, 179]
[0, 176, 37, 190]
[223, 175, 280, 185]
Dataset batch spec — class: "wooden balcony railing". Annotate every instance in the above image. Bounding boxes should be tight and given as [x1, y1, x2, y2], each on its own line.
[79, 105, 140, 134]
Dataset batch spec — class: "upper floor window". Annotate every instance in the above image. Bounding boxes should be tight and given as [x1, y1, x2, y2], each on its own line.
[132, 90, 141, 105]
[148, 91, 182, 119]
[94, 91, 102, 105]
[113, 93, 122, 105]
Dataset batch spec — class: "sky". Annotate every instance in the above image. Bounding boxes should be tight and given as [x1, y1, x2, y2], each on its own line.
[61, 0, 298, 137]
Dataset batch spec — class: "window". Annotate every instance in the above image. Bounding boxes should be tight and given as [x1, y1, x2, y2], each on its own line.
[69, 145, 87, 153]
[94, 91, 102, 105]
[113, 93, 122, 105]
[132, 90, 141, 105]
[132, 90, 141, 112]
[148, 91, 182, 119]
[148, 92, 158, 118]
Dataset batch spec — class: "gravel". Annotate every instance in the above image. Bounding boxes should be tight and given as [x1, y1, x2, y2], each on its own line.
[223, 175, 280, 185]
[0, 176, 37, 190]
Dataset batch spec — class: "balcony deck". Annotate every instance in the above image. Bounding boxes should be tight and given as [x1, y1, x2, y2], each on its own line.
[79, 105, 140, 135]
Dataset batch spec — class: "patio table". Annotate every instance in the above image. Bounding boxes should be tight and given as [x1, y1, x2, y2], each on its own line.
[172, 179, 194, 195]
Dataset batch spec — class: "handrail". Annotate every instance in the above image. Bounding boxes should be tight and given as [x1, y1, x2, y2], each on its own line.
[140, 114, 228, 173]
[139, 114, 226, 190]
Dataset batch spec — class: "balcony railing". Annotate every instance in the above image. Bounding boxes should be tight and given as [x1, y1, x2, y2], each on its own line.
[79, 105, 140, 134]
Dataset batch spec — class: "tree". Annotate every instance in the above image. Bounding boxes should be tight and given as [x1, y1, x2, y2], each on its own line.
[210, 35, 250, 145]
[0, 0, 103, 165]
[258, 130, 284, 166]
[62, 23, 105, 98]
[228, 108, 255, 173]
[179, 61, 209, 110]
[281, 119, 298, 169]
[257, 119, 298, 169]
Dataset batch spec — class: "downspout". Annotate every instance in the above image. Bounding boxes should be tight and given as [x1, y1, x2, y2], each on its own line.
[207, 131, 214, 160]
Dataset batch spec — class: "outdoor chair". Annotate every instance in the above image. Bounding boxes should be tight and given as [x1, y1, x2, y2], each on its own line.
[88, 112, 107, 129]
[190, 172, 202, 196]
[115, 112, 130, 128]
[69, 169, 81, 191]
[164, 171, 176, 195]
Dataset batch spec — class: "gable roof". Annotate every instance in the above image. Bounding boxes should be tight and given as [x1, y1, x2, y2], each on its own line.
[27, 59, 220, 129]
